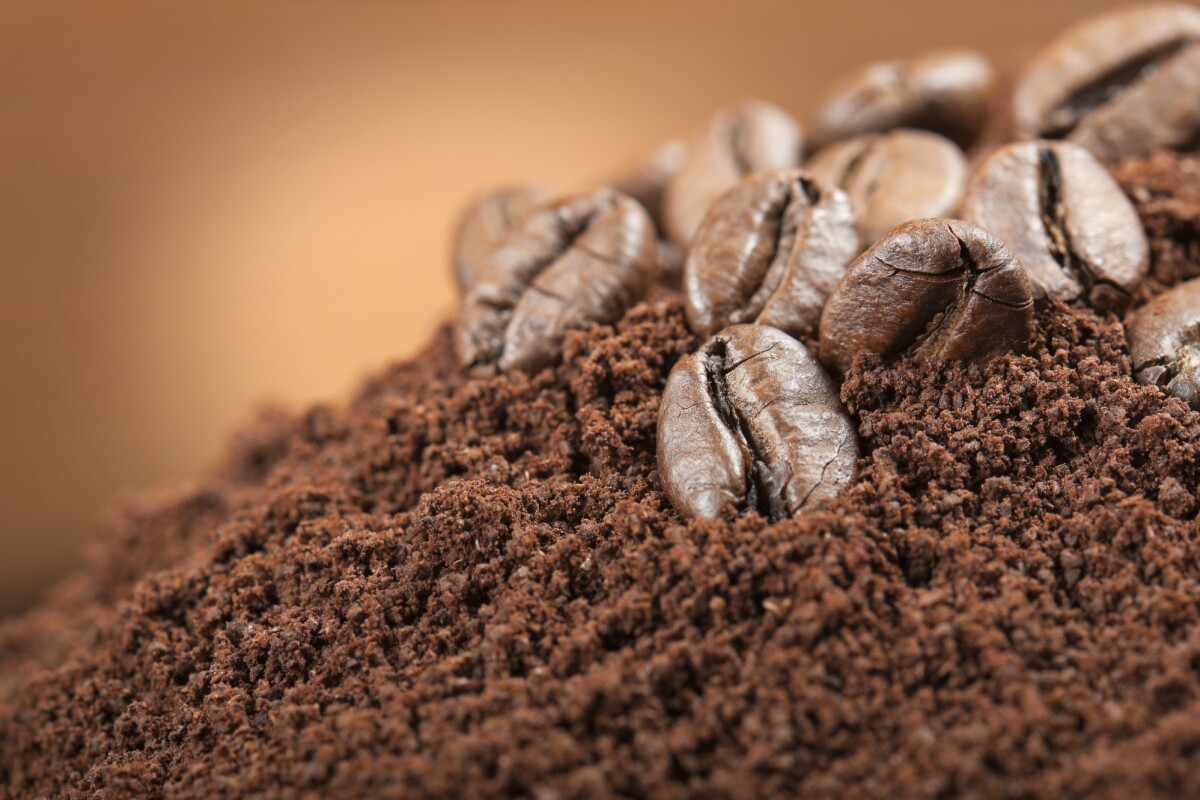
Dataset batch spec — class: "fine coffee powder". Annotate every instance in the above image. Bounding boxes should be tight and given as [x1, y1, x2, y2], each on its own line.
[4, 152, 1200, 798]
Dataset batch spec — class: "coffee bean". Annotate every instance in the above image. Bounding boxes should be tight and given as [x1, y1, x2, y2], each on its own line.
[806, 129, 966, 248]
[452, 185, 557, 290]
[1014, 4, 1200, 161]
[961, 141, 1148, 312]
[1127, 279, 1200, 409]
[683, 169, 858, 338]
[663, 100, 803, 249]
[455, 188, 656, 374]
[607, 138, 688, 229]
[657, 324, 858, 521]
[810, 50, 992, 150]
[818, 218, 1033, 375]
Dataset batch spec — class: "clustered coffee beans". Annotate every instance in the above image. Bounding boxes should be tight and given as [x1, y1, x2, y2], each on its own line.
[450, 2, 1200, 523]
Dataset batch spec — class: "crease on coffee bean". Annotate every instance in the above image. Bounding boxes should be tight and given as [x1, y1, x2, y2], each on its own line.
[1047, 38, 1194, 137]
[1037, 147, 1127, 302]
[741, 182, 811, 316]
[908, 230, 978, 356]
[703, 339, 784, 520]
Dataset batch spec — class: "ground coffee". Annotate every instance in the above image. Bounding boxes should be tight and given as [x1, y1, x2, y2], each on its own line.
[3, 151, 1200, 798]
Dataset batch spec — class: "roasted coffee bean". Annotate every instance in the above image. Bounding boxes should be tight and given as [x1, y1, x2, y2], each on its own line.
[806, 129, 966, 248]
[1127, 279, 1200, 409]
[961, 141, 1148, 311]
[1014, 4, 1200, 161]
[818, 218, 1033, 375]
[452, 184, 557, 290]
[663, 100, 803, 249]
[607, 138, 687, 229]
[683, 169, 858, 338]
[810, 50, 992, 150]
[456, 188, 656, 374]
[657, 324, 858, 521]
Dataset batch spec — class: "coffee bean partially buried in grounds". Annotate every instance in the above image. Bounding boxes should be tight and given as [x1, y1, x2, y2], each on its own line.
[961, 141, 1148, 312]
[683, 169, 858, 338]
[657, 324, 858, 522]
[1127, 279, 1200, 409]
[455, 188, 656, 375]
[810, 49, 992, 150]
[806, 129, 966, 248]
[662, 100, 803, 249]
[452, 185, 557, 290]
[1013, 3, 1200, 161]
[818, 218, 1034, 376]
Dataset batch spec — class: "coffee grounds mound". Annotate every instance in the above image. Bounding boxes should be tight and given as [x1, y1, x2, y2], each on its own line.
[5, 154, 1200, 799]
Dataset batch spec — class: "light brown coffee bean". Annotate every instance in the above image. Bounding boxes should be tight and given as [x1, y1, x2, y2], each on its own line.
[818, 218, 1034, 375]
[1127, 279, 1200, 409]
[662, 100, 803, 249]
[1014, 3, 1200, 161]
[455, 188, 656, 374]
[961, 141, 1148, 311]
[806, 129, 966, 248]
[683, 169, 858, 338]
[657, 324, 858, 521]
[811, 50, 992, 150]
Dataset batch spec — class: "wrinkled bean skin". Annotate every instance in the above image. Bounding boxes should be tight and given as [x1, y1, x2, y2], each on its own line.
[452, 185, 557, 290]
[961, 141, 1148, 311]
[806, 129, 966, 247]
[1014, 3, 1200, 161]
[663, 100, 803, 249]
[683, 169, 858, 339]
[810, 50, 992, 150]
[818, 218, 1034, 375]
[1127, 279, 1200, 409]
[455, 188, 656, 374]
[657, 324, 859, 521]
[607, 138, 688, 230]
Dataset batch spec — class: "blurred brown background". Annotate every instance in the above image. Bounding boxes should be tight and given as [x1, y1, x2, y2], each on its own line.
[0, 0, 1144, 614]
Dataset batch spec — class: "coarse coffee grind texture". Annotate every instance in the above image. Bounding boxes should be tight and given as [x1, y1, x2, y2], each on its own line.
[5, 153, 1200, 799]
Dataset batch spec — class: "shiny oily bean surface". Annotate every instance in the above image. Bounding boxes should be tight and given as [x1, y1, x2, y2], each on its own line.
[961, 140, 1147, 311]
[818, 218, 1034, 375]
[452, 184, 557, 290]
[806, 129, 966, 248]
[456, 188, 655, 374]
[683, 169, 858, 338]
[657, 324, 858, 522]
[1127, 278, 1200, 409]
[662, 100, 803, 249]
[1014, 3, 1200, 161]
[810, 49, 992, 150]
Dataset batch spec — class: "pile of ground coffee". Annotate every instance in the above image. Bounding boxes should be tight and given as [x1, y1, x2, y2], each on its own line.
[3, 152, 1200, 798]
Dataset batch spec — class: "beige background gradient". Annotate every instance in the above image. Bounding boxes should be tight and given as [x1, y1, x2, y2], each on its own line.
[0, 0, 1144, 613]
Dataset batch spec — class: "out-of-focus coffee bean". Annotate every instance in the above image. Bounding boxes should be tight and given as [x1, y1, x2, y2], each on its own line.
[452, 185, 557, 290]
[1127, 278, 1200, 409]
[811, 50, 992, 150]
[806, 129, 966, 248]
[1013, 3, 1200, 161]
[683, 169, 858, 338]
[663, 100, 803, 249]
[818, 218, 1034, 375]
[455, 188, 655, 374]
[961, 140, 1148, 311]
[606, 139, 688, 229]
[657, 324, 858, 521]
